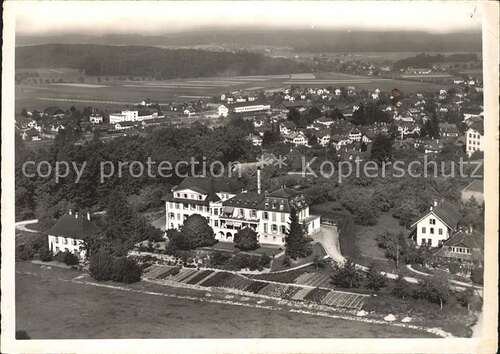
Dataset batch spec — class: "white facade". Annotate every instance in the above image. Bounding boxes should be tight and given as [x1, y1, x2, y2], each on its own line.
[233, 104, 271, 114]
[413, 213, 451, 247]
[165, 185, 320, 247]
[89, 114, 103, 124]
[466, 127, 484, 156]
[109, 110, 139, 124]
[218, 105, 229, 117]
[48, 234, 86, 260]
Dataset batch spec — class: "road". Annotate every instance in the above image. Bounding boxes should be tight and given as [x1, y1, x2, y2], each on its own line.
[15, 219, 39, 233]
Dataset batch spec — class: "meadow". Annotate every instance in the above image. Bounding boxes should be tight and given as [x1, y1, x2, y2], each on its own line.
[16, 70, 445, 112]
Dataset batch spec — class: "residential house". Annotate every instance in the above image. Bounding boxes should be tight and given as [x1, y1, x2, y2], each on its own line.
[247, 134, 263, 147]
[114, 121, 136, 131]
[466, 121, 484, 157]
[89, 114, 103, 124]
[47, 210, 99, 260]
[218, 105, 229, 117]
[410, 200, 461, 248]
[109, 110, 139, 124]
[315, 116, 335, 128]
[439, 123, 459, 138]
[434, 228, 483, 268]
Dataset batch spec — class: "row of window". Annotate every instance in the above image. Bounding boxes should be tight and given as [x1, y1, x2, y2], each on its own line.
[448, 246, 471, 254]
[263, 223, 287, 234]
[421, 227, 443, 235]
[175, 192, 203, 201]
[468, 133, 481, 139]
[53, 236, 78, 246]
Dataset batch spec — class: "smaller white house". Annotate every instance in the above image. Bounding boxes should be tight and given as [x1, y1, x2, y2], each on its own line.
[410, 201, 461, 248]
[47, 210, 99, 261]
[348, 130, 362, 142]
[218, 105, 229, 117]
[89, 114, 103, 124]
[466, 123, 484, 157]
[318, 133, 331, 147]
[285, 131, 307, 146]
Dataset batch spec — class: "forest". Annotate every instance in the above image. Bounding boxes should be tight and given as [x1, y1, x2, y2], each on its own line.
[15, 44, 308, 79]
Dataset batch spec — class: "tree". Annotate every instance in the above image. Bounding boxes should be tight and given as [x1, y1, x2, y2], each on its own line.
[471, 266, 483, 285]
[89, 249, 114, 281]
[392, 274, 413, 299]
[366, 264, 386, 291]
[370, 134, 393, 164]
[181, 214, 217, 248]
[331, 259, 362, 288]
[38, 242, 53, 262]
[284, 208, 312, 259]
[234, 227, 259, 251]
[312, 254, 327, 271]
[418, 273, 450, 310]
[111, 257, 142, 283]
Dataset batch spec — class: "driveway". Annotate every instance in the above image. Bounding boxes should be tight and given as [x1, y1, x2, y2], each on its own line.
[15, 219, 39, 233]
[311, 224, 346, 264]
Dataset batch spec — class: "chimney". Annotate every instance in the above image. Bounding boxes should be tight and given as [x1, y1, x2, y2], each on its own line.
[75, 212, 78, 219]
[433, 200, 438, 207]
[87, 212, 91, 221]
[68, 209, 72, 216]
[469, 225, 473, 234]
[257, 167, 261, 195]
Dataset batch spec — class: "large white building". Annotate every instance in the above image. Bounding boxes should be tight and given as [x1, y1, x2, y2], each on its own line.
[231, 102, 271, 114]
[164, 175, 320, 246]
[109, 110, 139, 124]
[410, 201, 461, 248]
[47, 210, 98, 260]
[466, 122, 484, 157]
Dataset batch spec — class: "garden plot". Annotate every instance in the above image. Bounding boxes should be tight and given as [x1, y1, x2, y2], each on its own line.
[258, 283, 292, 298]
[291, 287, 314, 301]
[185, 270, 213, 285]
[320, 291, 367, 310]
[303, 288, 330, 304]
[143, 265, 174, 279]
[219, 274, 254, 291]
[294, 272, 331, 287]
[199, 271, 233, 287]
[169, 268, 198, 282]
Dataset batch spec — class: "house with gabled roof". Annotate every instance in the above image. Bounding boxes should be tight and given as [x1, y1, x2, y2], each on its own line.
[410, 200, 462, 248]
[434, 228, 484, 268]
[47, 210, 99, 260]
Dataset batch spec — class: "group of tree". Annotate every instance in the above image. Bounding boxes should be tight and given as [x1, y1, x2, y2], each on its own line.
[351, 103, 391, 126]
[286, 107, 322, 128]
[89, 250, 142, 283]
[166, 214, 217, 254]
[16, 44, 308, 80]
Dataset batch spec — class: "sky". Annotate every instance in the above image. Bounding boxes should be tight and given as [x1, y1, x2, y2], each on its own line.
[14, 1, 482, 35]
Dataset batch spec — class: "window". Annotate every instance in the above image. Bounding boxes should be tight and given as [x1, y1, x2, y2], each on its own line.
[55, 246, 60, 253]
[271, 213, 276, 222]
[250, 210, 257, 218]
[280, 225, 286, 234]
[282, 238, 285, 243]
[198, 195, 202, 200]
[176, 213, 180, 220]
[430, 227, 434, 234]
[175, 203, 179, 209]
[272, 224, 277, 233]
[239, 209, 244, 217]
[183, 203, 188, 210]
[63, 238, 68, 245]
[214, 208, 219, 215]
[427, 238, 432, 245]
[214, 220, 219, 227]
[263, 212, 269, 220]
[263, 223, 268, 233]
[429, 218, 436, 225]
[421, 227, 426, 234]
[183, 193, 187, 198]
[175, 193, 180, 198]
[55, 237, 59, 244]
[280, 213, 285, 222]
[438, 228, 443, 235]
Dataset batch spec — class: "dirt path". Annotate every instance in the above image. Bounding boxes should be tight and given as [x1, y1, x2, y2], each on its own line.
[15, 219, 39, 233]
[311, 225, 346, 264]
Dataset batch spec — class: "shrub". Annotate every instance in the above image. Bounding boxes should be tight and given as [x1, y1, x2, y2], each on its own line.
[331, 259, 362, 288]
[448, 261, 461, 275]
[211, 251, 231, 266]
[470, 266, 483, 285]
[282, 256, 291, 267]
[16, 244, 34, 261]
[259, 254, 272, 268]
[392, 274, 414, 299]
[89, 250, 114, 281]
[365, 264, 386, 291]
[38, 243, 53, 262]
[234, 227, 259, 251]
[111, 257, 142, 283]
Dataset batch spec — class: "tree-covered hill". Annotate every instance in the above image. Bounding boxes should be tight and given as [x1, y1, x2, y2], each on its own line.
[15, 44, 308, 79]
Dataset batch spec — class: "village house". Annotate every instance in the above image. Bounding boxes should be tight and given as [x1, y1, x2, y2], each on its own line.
[314, 116, 335, 128]
[410, 200, 461, 248]
[163, 175, 320, 246]
[89, 114, 103, 124]
[439, 122, 459, 138]
[247, 134, 263, 147]
[434, 228, 484, 269]
[217, 105, 229, 117]
[114, 121, 136, 131]
[47, 210, 99, 261]
[284, 131, 308, 146]
[466, 121, 484, 157]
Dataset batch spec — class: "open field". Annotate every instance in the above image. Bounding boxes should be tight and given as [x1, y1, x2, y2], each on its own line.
[16, 262, 433, 338]
[16, 71, 446, 112]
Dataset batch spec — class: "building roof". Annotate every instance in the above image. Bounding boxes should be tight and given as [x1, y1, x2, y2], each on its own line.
[462, 179, 484, 194]
[170, 177, 243, 202]
[223, 191, 264, 209]
[468, 120, 484, 135]
[47, 213, 99, 239]
[443, 229, 483, 250]
[411, 200, 461, 229]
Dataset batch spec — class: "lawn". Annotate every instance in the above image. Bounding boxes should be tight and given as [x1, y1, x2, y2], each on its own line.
[15, 262, 433, 338]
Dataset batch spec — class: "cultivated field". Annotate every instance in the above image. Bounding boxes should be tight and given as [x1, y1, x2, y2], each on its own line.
[16, 262, 433, 338]
[16, 70, 445, 112]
